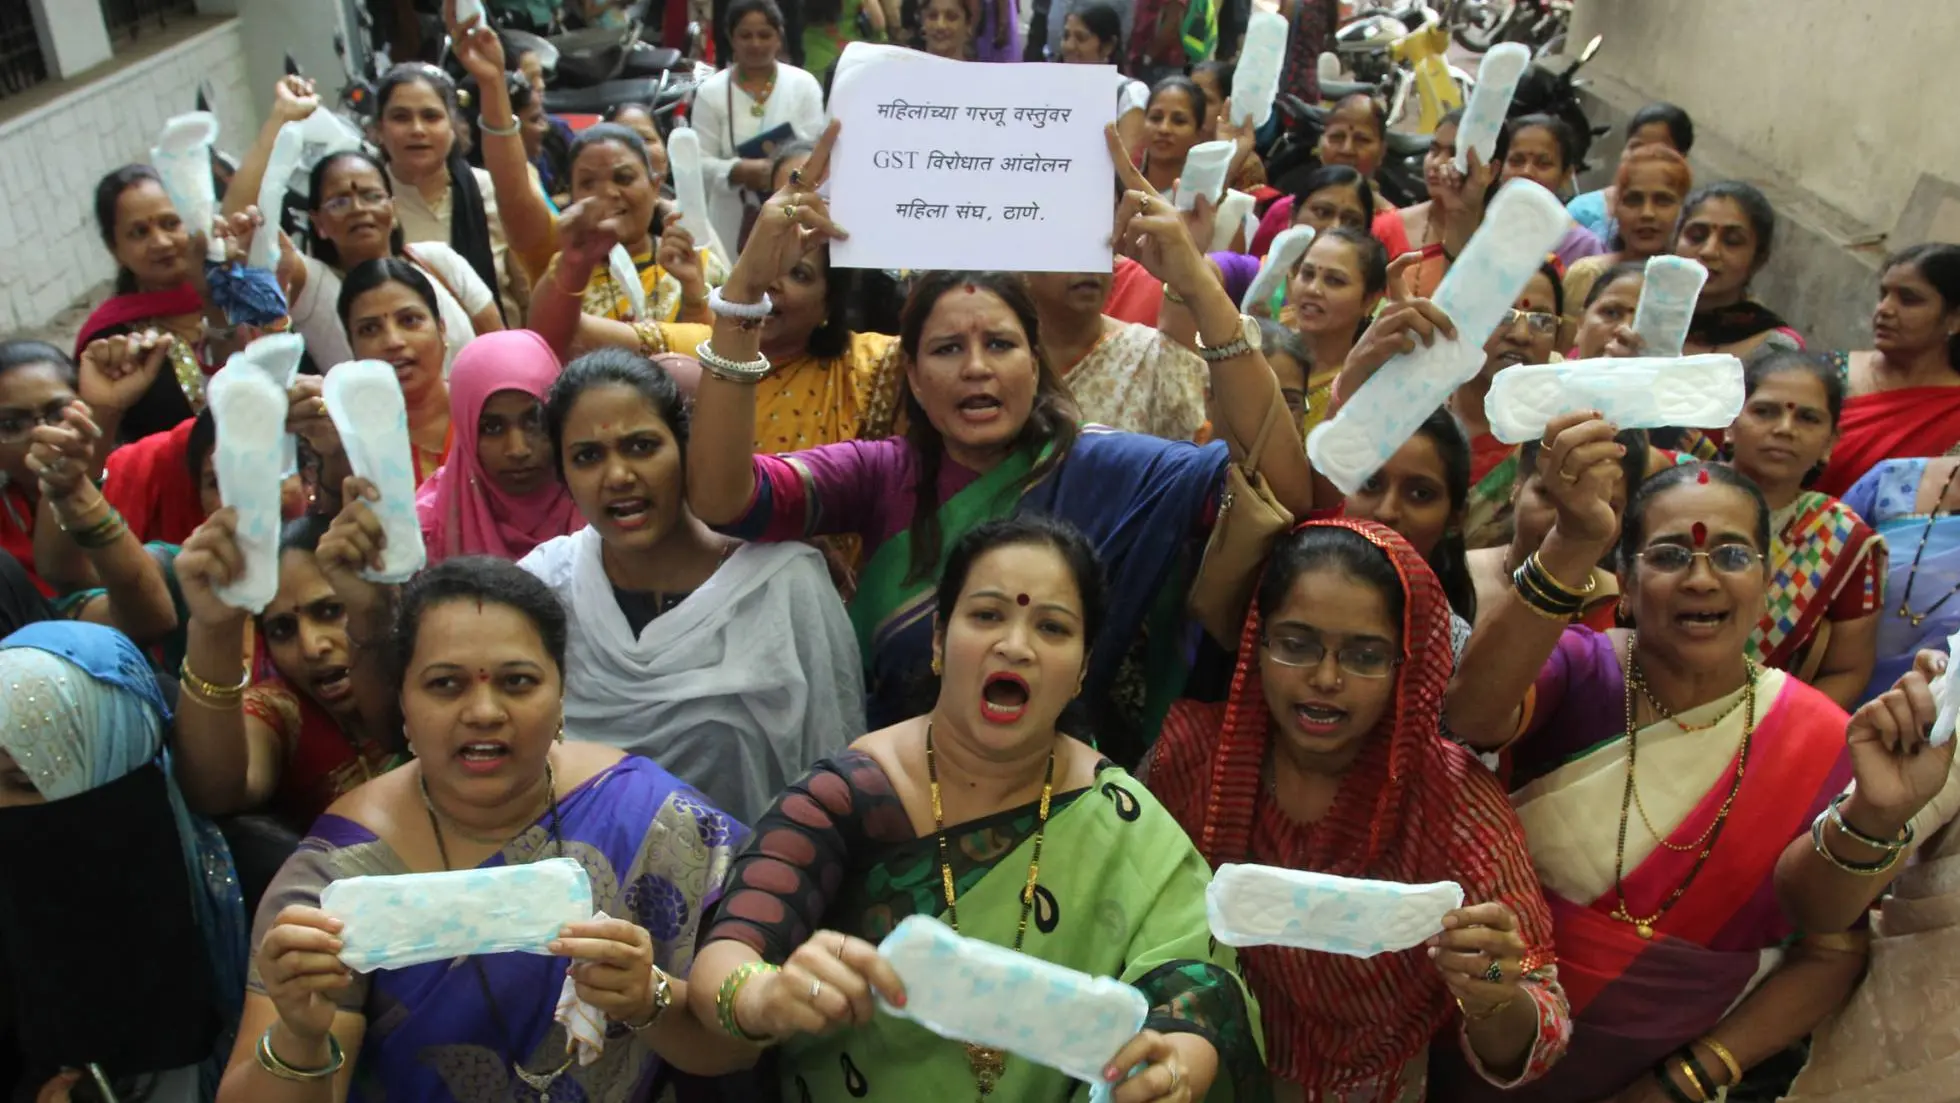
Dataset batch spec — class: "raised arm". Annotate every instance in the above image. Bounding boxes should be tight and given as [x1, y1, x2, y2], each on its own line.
[524, 200, 644, 360]
[1775, 650, 1957, 932]
[220, 76, 321, 220]
[447, 1, 558, 279]
[1444, 411, 1625, 747]
[685, 122, 850, 526]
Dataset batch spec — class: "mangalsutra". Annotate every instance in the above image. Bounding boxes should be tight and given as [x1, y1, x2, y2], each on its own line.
[1894, 461, 1960, 628]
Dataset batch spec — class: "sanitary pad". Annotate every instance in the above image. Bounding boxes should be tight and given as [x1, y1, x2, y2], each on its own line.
[151, 112, 223, 261]
[1630, 255, 1708, 359]
[665, 128, 726, 268]
[1454, 44, 1530, 173]
[1231, 11, 1289, 129]
[249, 123, 307, 273]
[1172, 140, 1236, 211]
[876, 915, 1146, 1103]
[1307, 179, 1569, 493]
[1931, 628, 1960, 747]
[608, 243, 649, 322]
[319, 857, 593, 973]
[207, 336, 304, 613]
[1484, 353, 1745, 445]
[321, 360, 428, 583]
[1206, 863, 1463, 957]
[1242, 225, 1313, 313]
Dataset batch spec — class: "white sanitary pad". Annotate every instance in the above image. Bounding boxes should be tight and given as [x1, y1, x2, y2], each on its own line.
[1172, 140, 1236, 211]
[1931, 628, 1960, 747]
[608, 243, 649, 322]
[1454, 44, 1530, 173]
[664, 127, 727, 268]
[876, 915, 1146, 1103]
[1306, 179, 1569, 494]
[321, 360, 429, 583]
[207, 362, 290, 615]
[249, 123, 307, 273]
[151, 112, 223, 261]
[1242, 225, 1313, 313]
[1484, 353, 1745, 445]
[1232, 11, 1289, 129]
[1206, 863, 1463, 957]
[1630, 255, 1708, 359]
[319, 857, 593, 973]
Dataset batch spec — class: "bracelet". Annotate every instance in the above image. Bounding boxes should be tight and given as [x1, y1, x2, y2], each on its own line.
[1678, 1047, 1723, 1093]
[1698, 1036, 1743, 1084]
[256, 1026, 344, 1081]
[696, 338, 773, 384]
[617, 966, 673, 1031]
[632, 320, 669, 358]
[1827, 792, 1915, 851]
[1675, 1056, 1710, 1102]
[1510, 562, 1583, 620]
[478, 114, 522, 138]
[1526, 550, 1598, 599]
[1651, 1060, 1698, 1103]
[707, 285, 773, 327]
[716, 960, 779, 1042]
[1454, 994, 1513, 1022]
[65, 507, 128, 550]
[1161, 284, 1187, 305]
[1809, 810, 1905, 875]
[180, 658, 251, 705]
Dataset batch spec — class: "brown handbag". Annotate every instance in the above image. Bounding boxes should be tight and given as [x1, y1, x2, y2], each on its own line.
[1188, 396, 1296, 648]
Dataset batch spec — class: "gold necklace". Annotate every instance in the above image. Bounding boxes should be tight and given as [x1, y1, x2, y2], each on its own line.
[1894, 460, 1960, 627]
[1610, 636, 1755, 938]
[1625, 658, 1752, 852]
[926, 722, 1054, 1098]
[738, 68, 775, 117]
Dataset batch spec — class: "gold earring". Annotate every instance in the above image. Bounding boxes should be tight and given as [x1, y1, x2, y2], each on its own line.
[931, 654, 943, 677]
[555, 722, 565, 743]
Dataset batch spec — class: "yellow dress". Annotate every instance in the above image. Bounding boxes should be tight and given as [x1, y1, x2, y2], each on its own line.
[579, 247, 730, 324]
[638, 324, 904, 448]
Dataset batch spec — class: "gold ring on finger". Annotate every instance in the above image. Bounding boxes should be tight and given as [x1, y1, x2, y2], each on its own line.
[1481, 959, 1505, 983]
[1167, 1063, 1182, 1093]
[810, 979, 824, 1002]
[1558, 466, 1580, 484]
[784, 204, 799, 221]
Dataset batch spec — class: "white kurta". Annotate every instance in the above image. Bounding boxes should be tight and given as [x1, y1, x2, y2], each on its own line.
[688, 63, 828, 256]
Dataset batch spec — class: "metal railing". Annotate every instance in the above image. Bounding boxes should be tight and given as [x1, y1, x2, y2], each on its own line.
[99, 0, 201, 45]
[0, 0, 48, 100]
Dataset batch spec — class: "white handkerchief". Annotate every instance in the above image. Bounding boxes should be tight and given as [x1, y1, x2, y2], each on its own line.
[877, 915, 1145, 1103]
[321, 360, 428, 583]
[1242, 226, 1314, 313]
[665, 128, 725, 268]
[1631, 256, 1708, 359]
[1232, 10, 1288, 129]
[207, 364, 289, 614]
[1207, 863, 1463, 957]
[151, 112, 223, 261]
[1484, 354, 1745, 445]
[319, 857, 593, 972]
[1931, 629, 1960, 747]
[555, 910, 613, 1067]
[1308, 179, 1569, 494]
[1454, 44, 1530, 173]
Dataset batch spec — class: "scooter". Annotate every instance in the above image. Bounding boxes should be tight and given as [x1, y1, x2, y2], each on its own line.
[1509, 33, 1604, 168]
[1385, 10, 1468, 135]
[1332, 2, 1428, 85]
[1445, 0, 1571, 56]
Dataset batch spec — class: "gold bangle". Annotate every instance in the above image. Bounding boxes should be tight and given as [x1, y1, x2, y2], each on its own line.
[1454, 994, 1514, 1022]
[1161, 284, 1186, 305]
[1698, 1037, 1742, 1085]
[180, 658, 250, 704]
[633, 320, 668, 357]
[256, 1026, 344, 1081]
[716, 960, 779, 1042]
[1526, 550, 1598, 598]
[1676, 1057, 1708, 1102]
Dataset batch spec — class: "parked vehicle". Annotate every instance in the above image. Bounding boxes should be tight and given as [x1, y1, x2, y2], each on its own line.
[1445, 0, 1572, 56]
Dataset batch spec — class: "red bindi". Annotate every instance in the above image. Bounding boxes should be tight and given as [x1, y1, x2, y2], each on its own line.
[1691, 522, 1708, 548]
[1784, 402, 1797, 413]
[1695, 469, 1710, 485]
[1016, 593, 1030, 606]
[476, 671, 491, 683]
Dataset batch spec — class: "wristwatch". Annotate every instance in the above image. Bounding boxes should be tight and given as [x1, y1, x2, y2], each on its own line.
[1196, 314, 1262, 363]
[620, 966, 674, 1032]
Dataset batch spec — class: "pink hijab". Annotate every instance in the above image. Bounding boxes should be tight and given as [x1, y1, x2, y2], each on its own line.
[415, 330, 584, 563]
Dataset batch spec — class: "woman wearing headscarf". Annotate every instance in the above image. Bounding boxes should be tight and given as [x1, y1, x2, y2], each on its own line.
[415, 330, 584, 564]
[0, 622, 247, 1099]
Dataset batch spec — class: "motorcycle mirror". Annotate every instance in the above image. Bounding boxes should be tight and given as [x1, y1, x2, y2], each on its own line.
[1580, 34, 1602, 62]
[1316, 52, 1340, 83]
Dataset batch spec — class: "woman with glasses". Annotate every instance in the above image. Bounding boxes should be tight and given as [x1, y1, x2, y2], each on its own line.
[1438, 426, 1868, 1102]
[1449, 262, 1565, 548]
[1149, 519, 1571, 1099]
[222, 75, 502, 375]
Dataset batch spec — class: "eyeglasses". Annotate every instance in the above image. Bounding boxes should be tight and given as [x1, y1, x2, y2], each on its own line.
[1262, 630, 1400, 678]
[1635, 544, 1763, 574]
[1498, 309, 1560, 337]
[0, 408, 68, 444]
[320, 189, 393, 218]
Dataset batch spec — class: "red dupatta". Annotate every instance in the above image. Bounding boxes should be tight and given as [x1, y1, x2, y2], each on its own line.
[72, 284, 204, 358]
[1815, 384, 1960, 496]
[1149, 519, 1558, 1095]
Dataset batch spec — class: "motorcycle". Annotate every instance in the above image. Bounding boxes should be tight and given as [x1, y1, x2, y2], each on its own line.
[458, 3, 706, 131]
[1509, 33, 1604, 169]
[1384, 7, 1470, 135]
[1445, 0, 1572, 56]
[1333, 2, 1428, 85]
[1265, 84, 1436, 208]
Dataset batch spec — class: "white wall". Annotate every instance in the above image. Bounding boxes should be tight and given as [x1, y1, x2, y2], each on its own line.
[1571, 0, 1960, 235]
[0, 18, 258, 333]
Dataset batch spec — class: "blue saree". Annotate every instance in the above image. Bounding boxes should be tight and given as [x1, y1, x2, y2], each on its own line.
[1843, 458, 1960, 704]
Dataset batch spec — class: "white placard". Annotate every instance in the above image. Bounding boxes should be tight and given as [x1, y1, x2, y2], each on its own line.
[828, 57, 1116, 273]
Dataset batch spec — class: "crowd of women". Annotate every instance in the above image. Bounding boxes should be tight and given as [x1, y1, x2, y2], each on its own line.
[3, 0, 1960, 1100]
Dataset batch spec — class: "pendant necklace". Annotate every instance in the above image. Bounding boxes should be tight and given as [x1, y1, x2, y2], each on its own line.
[422, 762, 575, 1100]
[926, 722, 1054, 1098]
[1894, 460, 1960, 628]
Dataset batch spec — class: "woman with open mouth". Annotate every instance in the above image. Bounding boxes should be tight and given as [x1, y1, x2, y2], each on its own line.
[688, 516, 1264, 1102]
[173, 489, 407, 834]
[1723, 351, 1882, 710]
[1441, 418, 1869, 1102]
[518, 350, 862, 825]
[687, 123, 1318, 767]
[414, 330, 583, 565]
[1152, 519, 1570, 1099]
[218, 557, 754, 1103]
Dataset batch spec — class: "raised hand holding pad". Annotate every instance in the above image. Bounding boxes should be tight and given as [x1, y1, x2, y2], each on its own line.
[1232, 10, 1289, 129]
[319, 857, 593, 972]
[1206, 863, 1464, 956]
[151, 112, 223, 261]
[1454, 44, 1530, 173]
[1242, 225, 1313, 313]
[665, 128, 727, 268]
[322, 360, 429, 582]
[249, 124, 307, 273]
[1631, 255, 1708, 359]
[1307, 179, 1570, 494]
[1484, 353, 1745, 445]
[207, 364, 290, 613]
[1172, 140, 1236, 211]
[876, 915, 1146, 1103]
